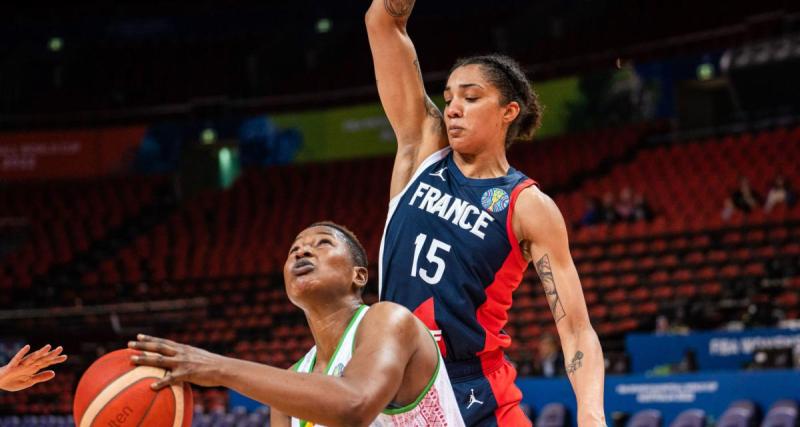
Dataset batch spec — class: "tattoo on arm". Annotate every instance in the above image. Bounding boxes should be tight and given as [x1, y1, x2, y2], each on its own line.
[535, 254, 567, 323]
[566, 351, 584, 375]
[413, 59, 444, 126]
[384, 0, 416, 18]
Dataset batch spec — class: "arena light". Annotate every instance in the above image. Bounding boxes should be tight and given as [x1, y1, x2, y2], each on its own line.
[48, 37, 63, 52]
[697, 62, 714, 81]
[201, 128, 217, 145]
[316, 18, 332, 34]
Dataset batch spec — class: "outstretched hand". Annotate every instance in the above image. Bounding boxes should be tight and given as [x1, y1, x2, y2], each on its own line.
[129, 334, 226, 390]
[0, 344, 68, 392]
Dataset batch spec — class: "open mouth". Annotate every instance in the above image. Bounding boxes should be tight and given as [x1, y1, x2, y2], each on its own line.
[291, 258, 315, 276]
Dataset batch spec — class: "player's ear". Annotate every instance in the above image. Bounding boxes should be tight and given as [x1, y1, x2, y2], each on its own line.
[503, 100, 520, 124]
[352, 266, 368, 289]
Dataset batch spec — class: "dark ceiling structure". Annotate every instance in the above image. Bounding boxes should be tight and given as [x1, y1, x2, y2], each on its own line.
[1, 0, 797, 127]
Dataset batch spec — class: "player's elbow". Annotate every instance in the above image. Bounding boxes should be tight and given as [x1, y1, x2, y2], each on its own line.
[559, 313, 594, 339]
[365, 3, 406, 31]
[333, 393, 375, 427]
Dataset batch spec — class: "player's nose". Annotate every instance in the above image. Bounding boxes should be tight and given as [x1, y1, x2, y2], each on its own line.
[294, 242, 314, 259]
[446, 104, 463, 118]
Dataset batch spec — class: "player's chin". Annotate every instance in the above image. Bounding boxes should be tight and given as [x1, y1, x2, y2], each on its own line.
[448, 136, 481, 155]
[286, 275, 321, 298]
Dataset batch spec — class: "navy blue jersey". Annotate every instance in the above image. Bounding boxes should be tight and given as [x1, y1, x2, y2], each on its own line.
[380, 147, 536, 364]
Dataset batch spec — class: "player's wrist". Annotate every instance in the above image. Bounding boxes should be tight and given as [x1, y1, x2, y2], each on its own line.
[211, 355, 239, 388]
[577, 412, 606, 427]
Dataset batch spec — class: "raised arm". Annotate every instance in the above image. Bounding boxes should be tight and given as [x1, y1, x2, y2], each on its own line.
[365, 0, 448, 198]
[514, 188, 606, 427]
[130, 303, 433, 427]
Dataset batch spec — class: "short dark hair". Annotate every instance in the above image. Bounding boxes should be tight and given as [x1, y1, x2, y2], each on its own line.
[309, 221, 368, 269]
[450, 54, 543, 147]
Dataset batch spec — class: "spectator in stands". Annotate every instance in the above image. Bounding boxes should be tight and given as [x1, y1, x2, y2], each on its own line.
[731, 176, 761, 213]
[601, 191, 618, 223]
[577, 196, 601, 228]
[721, 197, 737, 222]
[675, 349, 698, 373]
[632, 192, 654, 221]
[0, 344, 67, 392]
[615, 187, 636, 222]
[531, 333, 565, 377]
[764, 175, 796, 213]
[654, 314, 670, 334]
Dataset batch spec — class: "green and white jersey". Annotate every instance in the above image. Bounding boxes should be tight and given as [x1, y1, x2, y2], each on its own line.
[290, 305, 465, 427]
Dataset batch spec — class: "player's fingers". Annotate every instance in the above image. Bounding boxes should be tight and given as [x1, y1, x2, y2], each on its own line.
[22, 344, 52, 365]
[130, 353, 177, 369]
[30, 370, 56, 384]
[8, 345, 31, 367]
[42, 354, 68, 367]
[137, 334, 180, 348]
[151, 374, 176, 390]
[128, 340, 177, 357]
[44, 346, 63, 358]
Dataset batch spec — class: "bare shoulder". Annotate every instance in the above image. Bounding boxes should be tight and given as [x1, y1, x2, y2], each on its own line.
[356, 302, 425, 345]
[363, 302, 418, 329]
[515, 186, 564, 227]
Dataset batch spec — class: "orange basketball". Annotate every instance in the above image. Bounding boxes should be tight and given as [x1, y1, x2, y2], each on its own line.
[73, 348, 193, 427]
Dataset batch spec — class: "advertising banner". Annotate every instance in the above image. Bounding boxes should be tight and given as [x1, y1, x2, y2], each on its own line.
[518, 370, 799, 426]
[270, 76, 584, 163]
[0, 126, 146, 179]
[626, 328, 800, 373]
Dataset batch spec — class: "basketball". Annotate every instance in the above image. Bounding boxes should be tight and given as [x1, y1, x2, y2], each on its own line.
[72, 349, 192, 427]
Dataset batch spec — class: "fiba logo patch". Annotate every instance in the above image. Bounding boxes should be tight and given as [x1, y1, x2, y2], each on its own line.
[481, 188, 510, 213]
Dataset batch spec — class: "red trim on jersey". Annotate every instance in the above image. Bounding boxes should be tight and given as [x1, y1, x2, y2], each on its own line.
[506, 178, 537, 268]
[484, 360, 532, 426]
[478, 179, 536, 426]
[412, 297, 446, 358]
[475, 178, 536, 356]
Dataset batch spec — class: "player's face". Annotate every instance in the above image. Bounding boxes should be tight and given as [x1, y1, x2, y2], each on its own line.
[284, 226, 357, 307]
[444, 64, 518, 154]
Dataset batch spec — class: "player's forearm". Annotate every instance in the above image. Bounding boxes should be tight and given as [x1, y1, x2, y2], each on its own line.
[560, 325, 606, 427]
[218, 357, 375, 427]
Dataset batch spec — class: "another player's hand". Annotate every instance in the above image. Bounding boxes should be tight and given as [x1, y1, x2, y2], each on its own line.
[129, 334, 226, 390]
[0, 344, 68, 392]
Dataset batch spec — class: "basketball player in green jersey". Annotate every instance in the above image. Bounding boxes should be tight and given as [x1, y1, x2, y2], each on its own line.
[130, 222, 464, 426]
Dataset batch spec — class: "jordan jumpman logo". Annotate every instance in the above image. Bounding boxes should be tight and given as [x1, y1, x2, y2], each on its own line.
[429, 167, 447, 182]
[467, 388, 484, 409]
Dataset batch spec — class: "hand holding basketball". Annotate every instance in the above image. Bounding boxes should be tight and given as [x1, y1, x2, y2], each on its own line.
[129, 334, 226, 390]
[0, 344, 68, 392]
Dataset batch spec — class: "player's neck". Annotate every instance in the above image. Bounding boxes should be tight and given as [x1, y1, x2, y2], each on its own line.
[304, 302, 362, 365]
[452, 147, 510, 179]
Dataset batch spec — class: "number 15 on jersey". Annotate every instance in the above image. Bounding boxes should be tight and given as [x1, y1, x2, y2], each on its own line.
[411, 233, 451, 285]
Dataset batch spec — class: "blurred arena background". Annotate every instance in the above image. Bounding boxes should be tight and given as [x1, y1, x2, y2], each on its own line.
[2, 0, 800, 425]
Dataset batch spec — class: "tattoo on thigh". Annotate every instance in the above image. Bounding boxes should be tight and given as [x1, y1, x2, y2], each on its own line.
[566, 351, 584, 375]
[384, 0, 416, 18]
[535, 254, 566, 323]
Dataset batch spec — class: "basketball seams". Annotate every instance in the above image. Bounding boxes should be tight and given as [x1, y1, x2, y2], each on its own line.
[87, 377, 159, 427]
[79, 366, 168, 427]
[170, 382, 185, 427]
[74, 350, 143, 422]
[132, 387, 161, 427]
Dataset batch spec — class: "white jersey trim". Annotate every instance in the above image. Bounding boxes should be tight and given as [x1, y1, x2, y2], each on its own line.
[378, 147, 452, 298]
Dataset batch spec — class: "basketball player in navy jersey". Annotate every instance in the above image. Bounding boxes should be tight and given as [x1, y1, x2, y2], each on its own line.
[366, 1, 606, 425]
